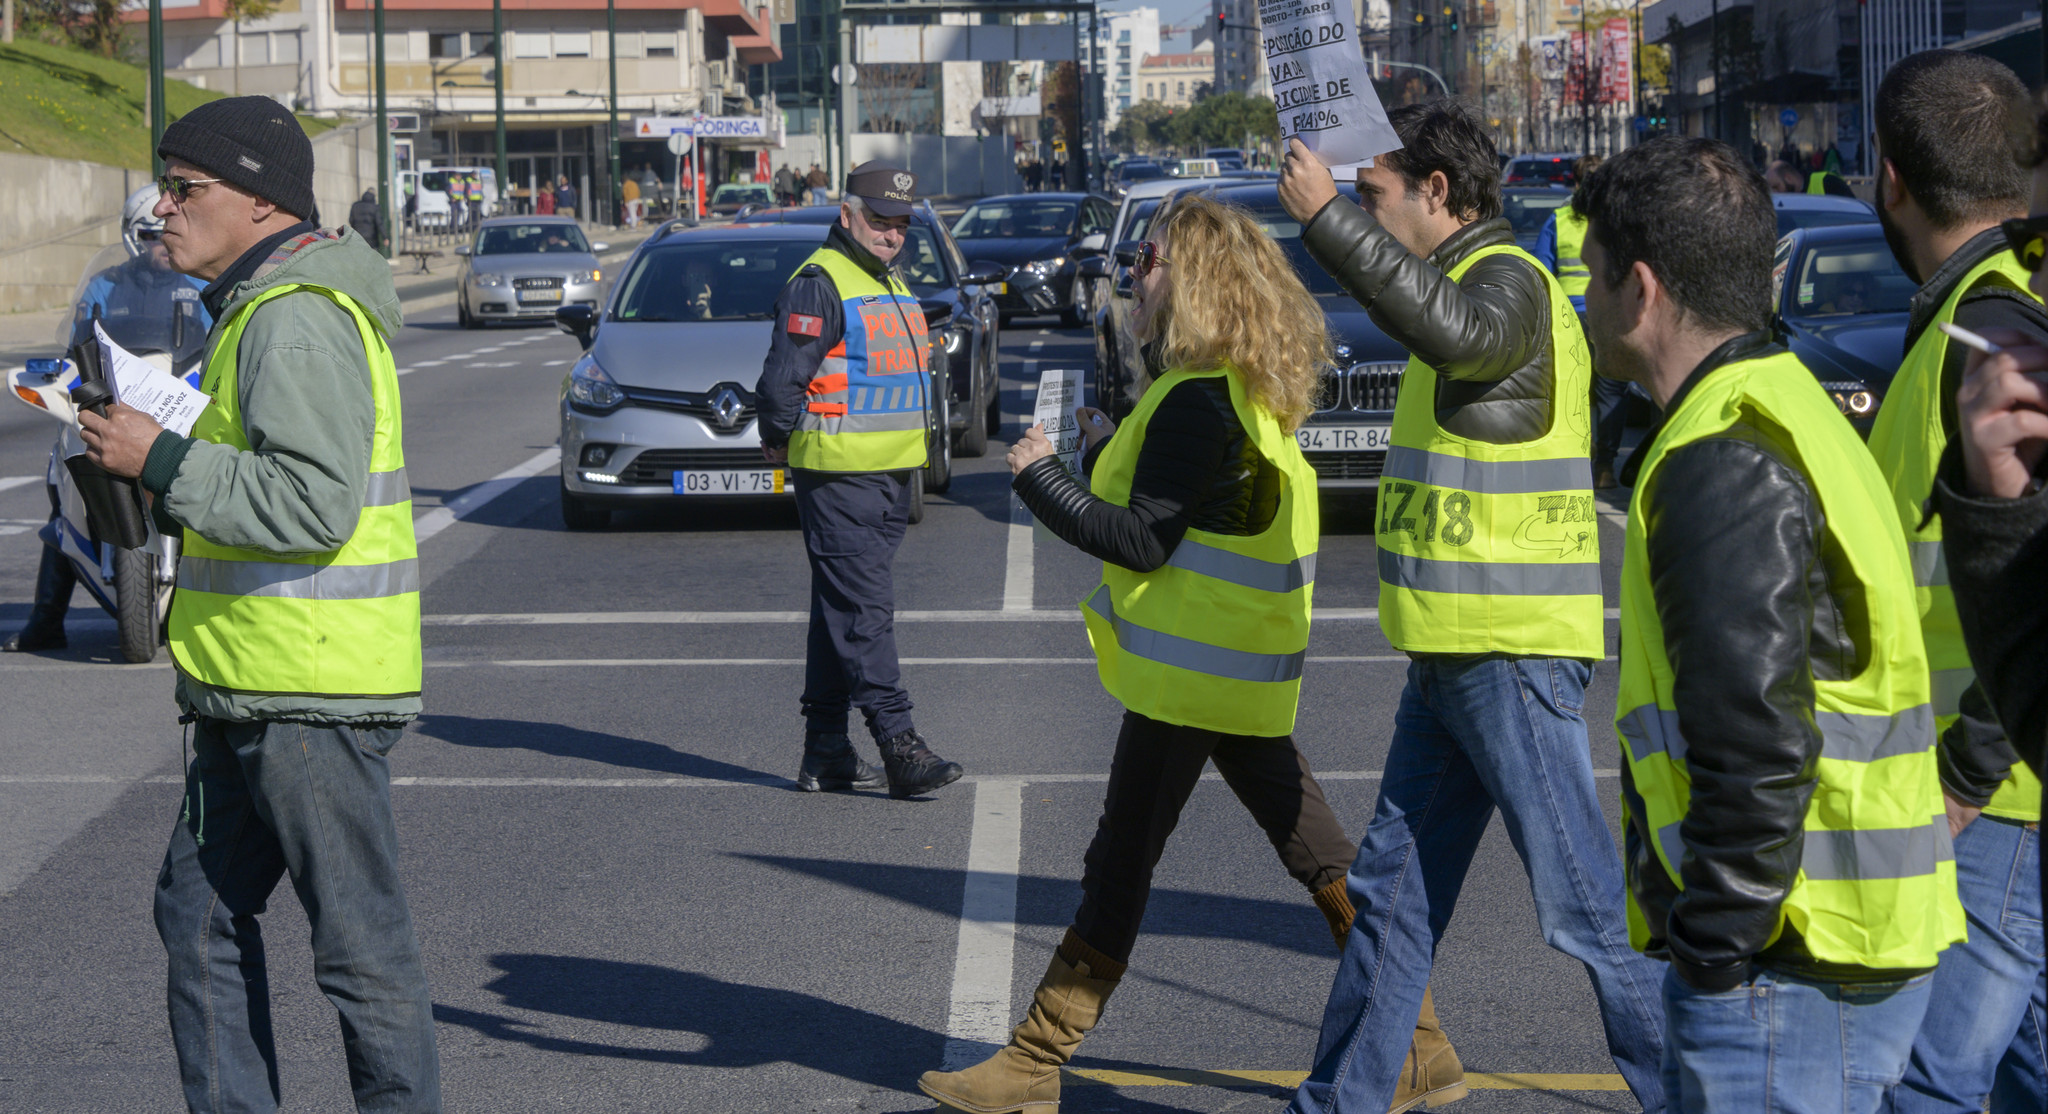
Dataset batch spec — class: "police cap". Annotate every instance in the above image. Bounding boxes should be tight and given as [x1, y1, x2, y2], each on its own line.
[845, 160, 918, 218]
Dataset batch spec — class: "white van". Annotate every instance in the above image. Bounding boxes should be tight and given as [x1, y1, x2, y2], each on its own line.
[401, 166, 502, 228]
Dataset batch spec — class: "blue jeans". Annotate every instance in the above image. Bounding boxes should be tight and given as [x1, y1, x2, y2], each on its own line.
[1664, 967, 1932, 1113]
[154, 717, 441, 1113]
[1289, 656, 1667, 1114]
[1886, 815, 2045, 1113]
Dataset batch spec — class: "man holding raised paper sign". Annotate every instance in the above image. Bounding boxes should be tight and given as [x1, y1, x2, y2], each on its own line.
[1276, 99, 1668, 1113]
[74, 96, 443, 1112]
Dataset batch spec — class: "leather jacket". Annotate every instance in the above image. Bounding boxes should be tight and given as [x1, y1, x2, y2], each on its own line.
[1012, 367, 1276, 572]
[1622, 332, 1928, 991]
[1300, 200, 1556, 444]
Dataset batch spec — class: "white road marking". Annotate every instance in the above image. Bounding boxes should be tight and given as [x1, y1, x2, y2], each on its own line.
[0, 518, 42, 536]
[467, 361, 520, 368]
[0, 770, 1620, 787]
[1002, 500, 1035, 613]
[423, 654, 1415, 668]
[471, 346, 504, 354]
[412, 446, 561, 544]
[1028, 340, 1044, 352]
[544, 359, 570, 367]
[941, 778, 1026, 1070]
[412, 360, 447, 368]
[0, 476, 41, 495]
[43, 608, 1620, 632]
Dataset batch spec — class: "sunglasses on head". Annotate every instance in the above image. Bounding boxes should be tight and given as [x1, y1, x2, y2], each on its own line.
[2002, 215, 2048, 272]
[155, 173, 222, 203]
[1132, 240, 1170, 279]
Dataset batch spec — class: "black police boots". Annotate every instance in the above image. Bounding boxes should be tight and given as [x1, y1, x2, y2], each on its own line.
[796, 732, 886, 793]
[879, 730, 965, 799]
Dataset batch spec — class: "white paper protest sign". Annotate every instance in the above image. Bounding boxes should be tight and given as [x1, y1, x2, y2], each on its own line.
[1258, 0, 1401, 169]
[1024, 367, 1087, 539]
[95, 320, 210, 436]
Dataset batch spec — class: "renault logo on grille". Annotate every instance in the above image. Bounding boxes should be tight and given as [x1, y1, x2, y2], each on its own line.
[711, 387, 745, 430]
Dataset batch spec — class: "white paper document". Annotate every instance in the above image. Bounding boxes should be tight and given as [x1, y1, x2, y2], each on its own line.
[95, 320, 209, 436]
[1032, 367, 1087, 480]
[1258, 0, 1401, 169]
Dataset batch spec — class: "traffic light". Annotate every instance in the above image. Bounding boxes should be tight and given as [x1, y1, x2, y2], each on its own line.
[1217, 10, 1228, 35]
[1446, 5, 1458, 30]
[1413, 11, 1426, 23]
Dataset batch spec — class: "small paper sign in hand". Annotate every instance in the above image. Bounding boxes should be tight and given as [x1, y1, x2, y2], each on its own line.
[1258, 0, 1402, 172]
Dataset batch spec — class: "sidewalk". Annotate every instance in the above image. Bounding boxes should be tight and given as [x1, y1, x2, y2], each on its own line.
[0, 220, 665, 368]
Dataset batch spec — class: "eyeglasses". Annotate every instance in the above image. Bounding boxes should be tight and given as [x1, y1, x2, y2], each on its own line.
[155, 173, 223, 204]
[134, 228, 164, 242]
[1132, 240, 1171, 280]
[2002, 215, 2048, 272]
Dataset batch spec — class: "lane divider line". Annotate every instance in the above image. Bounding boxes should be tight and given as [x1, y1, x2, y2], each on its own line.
[412, 446, 561, 545]
[0, 770, 1621, 788]
[40, 608, 1624, 631]
[1064, 1068, 1627, 1091]
[421, 655, 1414, 668]
[0, 476, 42, 495]
[1002, 355, 1038, 612]
[940, 777, 1026, 1071]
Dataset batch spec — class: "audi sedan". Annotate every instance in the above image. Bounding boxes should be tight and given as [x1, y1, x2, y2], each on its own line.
[456, 216, 608, 328]
[552, 222, 952, 529]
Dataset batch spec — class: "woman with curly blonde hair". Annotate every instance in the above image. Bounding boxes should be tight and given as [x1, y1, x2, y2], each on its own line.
[919, 193, 1358, 1114]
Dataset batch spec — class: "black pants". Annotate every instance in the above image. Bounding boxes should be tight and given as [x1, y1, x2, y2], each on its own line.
[792, 468, 916, 743]
[1072, 710, 1357, 963]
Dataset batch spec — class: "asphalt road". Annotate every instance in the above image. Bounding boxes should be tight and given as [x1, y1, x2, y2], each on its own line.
[0, 303, 1645, 1112]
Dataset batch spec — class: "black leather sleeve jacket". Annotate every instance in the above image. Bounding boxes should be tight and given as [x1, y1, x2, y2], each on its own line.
[1299, 200, 1557, 444]
[1622, 334, 1928, 991]
[1011, 375, 1277, 571]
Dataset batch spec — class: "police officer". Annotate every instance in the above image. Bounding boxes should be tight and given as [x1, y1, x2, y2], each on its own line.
[1579, 135, 1962, 1113]
[1535, 154, 1627, 489]
[755, 161, 964, 799]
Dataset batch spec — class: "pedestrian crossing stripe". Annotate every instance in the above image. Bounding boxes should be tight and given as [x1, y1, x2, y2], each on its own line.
[1063, 1068, 1628, 1091]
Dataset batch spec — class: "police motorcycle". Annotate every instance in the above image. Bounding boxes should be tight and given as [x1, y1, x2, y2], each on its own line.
[5, 190, 209, 662]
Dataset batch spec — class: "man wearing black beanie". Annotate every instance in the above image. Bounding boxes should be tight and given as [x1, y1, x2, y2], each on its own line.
[77, 95, 441, 1113]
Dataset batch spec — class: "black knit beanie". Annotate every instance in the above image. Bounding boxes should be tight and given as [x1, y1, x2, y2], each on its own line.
[158, 96, 316, 220]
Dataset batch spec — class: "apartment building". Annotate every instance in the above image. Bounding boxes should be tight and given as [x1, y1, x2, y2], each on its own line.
[1137, 48, 1216, 107]
[1092, 7, 1160, 125]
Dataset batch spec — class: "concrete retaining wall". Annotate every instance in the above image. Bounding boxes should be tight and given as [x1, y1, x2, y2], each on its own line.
[0, 120, 384, 317]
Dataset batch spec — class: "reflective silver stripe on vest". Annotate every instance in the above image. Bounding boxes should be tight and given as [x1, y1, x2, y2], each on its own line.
[1084, 584, 1305, 683]
[1908, 541, 1949, 588]
[1654, 818, 1952, 881]
[178, 556, 420, 600]
[1381, 446, 1593, 495]
[1619, 703, 1935, 766]
[1379, 548, 1601, 597]
[1931, 668, 1975, 720]
[1165, 539, 1316, 593]
[364, 468, 411, 507]
[796, 410, 927, 435]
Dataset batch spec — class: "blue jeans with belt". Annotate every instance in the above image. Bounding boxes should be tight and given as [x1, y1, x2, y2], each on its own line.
[154, 716, 441, 1113]
[1288, 655, 1667, 1114]
[1664, 967, 1932, 1113]
[1885, 814, 2045, 1113]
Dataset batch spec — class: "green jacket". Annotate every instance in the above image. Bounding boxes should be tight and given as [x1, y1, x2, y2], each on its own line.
[140, 227, 414, 724]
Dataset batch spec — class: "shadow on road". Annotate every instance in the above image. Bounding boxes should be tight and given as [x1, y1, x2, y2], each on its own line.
[409, 713, 780, 783]
[735, 854, 1333, 958]
[434, 953, 946, 1087]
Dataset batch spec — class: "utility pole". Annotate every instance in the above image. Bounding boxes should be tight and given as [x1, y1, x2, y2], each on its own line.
[1631, 0, 1641, 144]
[148, 0, 166, 171]
[375, 0, 391, 258]
[607, 0, 621, 227]
[1709, 0, 1720, 141]
[838, 15, 855, 196]
[493, 0, 506, 192]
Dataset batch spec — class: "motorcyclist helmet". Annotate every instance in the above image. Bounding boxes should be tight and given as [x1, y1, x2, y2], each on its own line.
[121, 185, 168, 255]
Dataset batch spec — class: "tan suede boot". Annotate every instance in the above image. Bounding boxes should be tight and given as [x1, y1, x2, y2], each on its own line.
[918, 929, 1124, 1113]
[1388, 985, 1468, 1113]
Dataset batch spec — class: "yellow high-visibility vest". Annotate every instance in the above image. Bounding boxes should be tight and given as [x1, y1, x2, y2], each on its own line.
[1866, 249, 2042, 821]
[786, 247, 931, 473]
[1552, 208, 1590, 298]
[168, 283, 422, 700]
[1376, 242, 1604, 659]
[1082, 367, 1318, 736]
[1618, 348, 1963, 969]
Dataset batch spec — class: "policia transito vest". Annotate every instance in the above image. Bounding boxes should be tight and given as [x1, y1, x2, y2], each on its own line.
[786, 246, 932, 473]
[1551, 209, 1591, 298]
[1377, 243, 1605, 660]
[1866, 250, 2043, 822]
[1082, 367, 1320, 737]
[1618, 350, 1964, 970]
[167, 283, 423, 701]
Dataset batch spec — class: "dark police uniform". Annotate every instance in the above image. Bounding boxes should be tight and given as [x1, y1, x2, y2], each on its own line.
[755, 162, 964, 798]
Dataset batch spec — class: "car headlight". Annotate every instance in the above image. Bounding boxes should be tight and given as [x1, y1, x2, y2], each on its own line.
[473, 272, 506, 287]
[946, 326, 970, 355]
[567, 356, 625, 411]
[571, 269, 601, 284]
[1821, 381, 1880, 416]
[1023, 256, 1067, 278]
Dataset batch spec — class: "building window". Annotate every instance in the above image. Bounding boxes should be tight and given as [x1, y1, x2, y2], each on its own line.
[614, 31, 643, 58]
[1145, 82, 1153, 97]
[554, 31, 592, 57]
[1176, 81, 1185, 96]
[645, 33, 678, 57]
[1118, 95, 1130, 109]
[429, 31, 465, 59]
[469, 33, 495, 58]
[513, 31, 550, 58]
[1119, 29, 1130, 41]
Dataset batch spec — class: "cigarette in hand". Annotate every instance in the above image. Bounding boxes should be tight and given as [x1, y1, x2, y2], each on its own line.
[1939, 321, 2005, 356]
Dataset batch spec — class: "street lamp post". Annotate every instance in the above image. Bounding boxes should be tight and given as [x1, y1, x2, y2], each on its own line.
[375, 0, 392, 258]
[607, 0, 621, 228]
[148, 0, 166, 171]
[493, 0, 506, 195]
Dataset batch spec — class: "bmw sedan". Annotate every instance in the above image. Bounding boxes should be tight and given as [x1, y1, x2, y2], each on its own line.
[456, 216, 608, 328]
[951, 192, 1116, 327]
[552, 222, 952, 528]
[743, 203, 1006, 457]
[1771, 222, 1914, 435]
